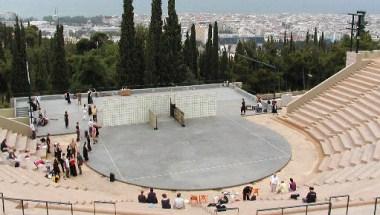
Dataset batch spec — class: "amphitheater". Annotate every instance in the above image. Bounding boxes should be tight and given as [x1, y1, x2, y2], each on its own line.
[1, 51, 380, 215]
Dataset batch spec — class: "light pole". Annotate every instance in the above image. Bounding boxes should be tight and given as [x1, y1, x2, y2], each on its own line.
[356, 11, 366, 53]
[26, 60, 33, 124]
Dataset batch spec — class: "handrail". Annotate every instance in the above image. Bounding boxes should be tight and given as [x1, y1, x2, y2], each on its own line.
[374, 197, 380, 215]
[329, 195, 350, 215]
[1, 192, 4, 214]
[256, 202, 332, 215]
[215, 207, 239, 214]
[93, 201, 116, 215]
[2, 196, 73, 215]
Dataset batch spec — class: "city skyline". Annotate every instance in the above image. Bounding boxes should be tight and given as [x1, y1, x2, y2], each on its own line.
[0, 0, 380, 18]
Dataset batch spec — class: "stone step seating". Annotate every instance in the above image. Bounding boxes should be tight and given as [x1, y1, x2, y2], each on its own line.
[6, 131, 18, 149]
[317, 141, 380, 171]
[0, 127, 40, 157]
[355, 73, 380, 86]
[284, 67, 380, 156]
[339, 79, 373, 93]
[309, 162, 380, 187]
[363, 66, 380, 76]
[302, 102, 332, 117]
[332, 84, 363, 98]
[0, 128, 8, 142]
[0, 164, 88, 191]
[0, 181, 122, 207]
[344, 76, 377, 90]
[321, 91, 351, 106]
[313, 176, 380, 201]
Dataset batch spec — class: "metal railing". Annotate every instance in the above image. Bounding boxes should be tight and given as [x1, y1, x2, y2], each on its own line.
[1, 193, 4, 214]
[1, 195, 73, 215]
[93, 201, 116, 215]
[329, 195, 350, 215]
[256, 202, 332, 215]
[374, 197, 380, 215]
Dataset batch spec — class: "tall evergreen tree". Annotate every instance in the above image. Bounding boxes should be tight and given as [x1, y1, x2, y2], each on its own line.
[51, 25, 69, 92]
[118, 0, 138, 87]
[38, 30, 42, 47]
[212, 21, 219, 81]
[313, 27, 318, 46]
[34, 49, 49, 92]
[134, 25, 146, 86]
[289, 32, 295, 52]
[0, 37, 4, 62]
[202, 24, 213, 81]
[189, 24, 198, 80]
[319, 32, 326, 51]
[183, 31, 191, 67]
[305, 30, 310, 45]
[283, 31, 287, 46]
[146, 0, 163, 86]
[220, 47, 229, 80]
[10, 18, 29, 95]
[163, 0, 183, 84]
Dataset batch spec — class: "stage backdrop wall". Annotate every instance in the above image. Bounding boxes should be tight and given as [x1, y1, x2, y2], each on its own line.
[99, 92, 216, 127]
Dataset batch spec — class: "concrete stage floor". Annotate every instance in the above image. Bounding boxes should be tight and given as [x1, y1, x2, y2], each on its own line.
[84, 87, 291, 190]
[30, 86, 291, 190]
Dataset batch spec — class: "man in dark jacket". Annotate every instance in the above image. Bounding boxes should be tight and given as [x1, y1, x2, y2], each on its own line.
[138, 191, 147, 203]
[146, 188, 158, 204]
[303, 187, 317, 203]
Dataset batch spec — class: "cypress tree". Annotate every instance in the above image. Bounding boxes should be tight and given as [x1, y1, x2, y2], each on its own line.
[164, 0, 183, 84]
[146, 0, 163, 86]
[183, 31, 191, 68]
[319, 32, 325, 51]
[283, 31, 287, 46]
[0, 23, 4, 61]
[134, 26, 146, 86]
[38, 30, 42, 47]
[189, 24, 198, 80]
[212, 21, 219, 81]
[34, 49, 49, 92]
[235, 40, 244, 62]
[220, 47, 228, 80]
[202, 24, 213, 81]
[0, 37, 4, 62]
[159, 29, 171, 85]
[305, 30, 310, 45]
[118, 0, 138, 87]
[313, 27, 318, 46]
[51, 25, 69, 92]
[289, 32, 295, 52]
[10, 18, 29, 95]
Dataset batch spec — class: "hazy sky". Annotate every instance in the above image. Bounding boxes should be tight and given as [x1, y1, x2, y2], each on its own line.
[0, 0, 379, 17]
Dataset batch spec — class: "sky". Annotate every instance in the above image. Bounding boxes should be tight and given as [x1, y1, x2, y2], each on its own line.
[0, 0, 379, 18]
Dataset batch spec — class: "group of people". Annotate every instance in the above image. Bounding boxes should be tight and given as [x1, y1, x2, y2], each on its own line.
[51, 139, 86, 182]
[68, 89, 95, 106]
[138, 188, 185, 210]
[240, 97, 278, 115]
[269, 174, 316, 203]
[242, 186, 257, 201]
[270, 174, 297, 194]
[28, 96, 48, 128]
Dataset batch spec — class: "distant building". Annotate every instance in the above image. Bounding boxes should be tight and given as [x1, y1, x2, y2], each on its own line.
[0, 11, 17, 26]
[219, 33, 265, 46]
[195, 24, 208, 44]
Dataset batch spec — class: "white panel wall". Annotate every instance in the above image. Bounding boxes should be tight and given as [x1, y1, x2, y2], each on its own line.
[99, 92, 217, 127]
